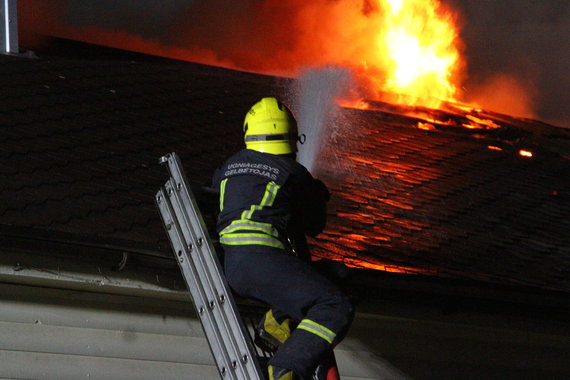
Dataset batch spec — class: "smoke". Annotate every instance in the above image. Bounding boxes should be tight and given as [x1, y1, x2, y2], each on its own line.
[19, 0, 406, 92]
[450, 0, 570, 127]
[18, 0, 570, 128]
[21, 0, 384, 75]
[18, 0, 65, 50]
[463, 74, 537, 119]
[166, 0, 393, 78]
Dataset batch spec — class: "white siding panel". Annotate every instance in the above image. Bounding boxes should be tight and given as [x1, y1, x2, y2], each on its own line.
[0, 350, 218, 380]
[0, 284, 202, 337]
[0, 321, 212, 365]
[0, 283, 219, 380]
[0, 282, 399, 380]
[2, 281, 569, 379]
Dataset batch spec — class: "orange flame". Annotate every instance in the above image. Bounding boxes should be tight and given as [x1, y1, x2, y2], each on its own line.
[377, 0, 463, 106]
[334, 0, 465, 108]
[22, 0, 465, 110]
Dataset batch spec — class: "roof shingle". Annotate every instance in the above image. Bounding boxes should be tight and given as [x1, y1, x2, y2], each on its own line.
[1, 43, 568, 293]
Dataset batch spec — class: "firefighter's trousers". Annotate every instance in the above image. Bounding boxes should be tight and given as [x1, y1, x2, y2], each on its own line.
[223, 245, 355, 377]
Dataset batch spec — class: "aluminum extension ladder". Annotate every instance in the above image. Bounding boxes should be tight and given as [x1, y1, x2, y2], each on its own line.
[155, 152, 264, 380]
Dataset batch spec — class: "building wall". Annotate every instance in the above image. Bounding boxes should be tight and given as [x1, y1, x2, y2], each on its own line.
[2, 280, 570, 380]
[0, 282, 217, 379]
[0, 281, 402, 380]
[0, 246, 569, 380]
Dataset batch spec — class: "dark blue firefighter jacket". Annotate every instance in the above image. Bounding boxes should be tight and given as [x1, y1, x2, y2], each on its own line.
[212, 149, 328, 258]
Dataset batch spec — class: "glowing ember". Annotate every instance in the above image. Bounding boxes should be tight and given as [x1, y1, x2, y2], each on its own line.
[411, 112, 456, 126]
[342, 259, 439, 275]
[337, 98, 371, 110]
[487, 145, 503, 151]
[519, 149, 533, 158]
[462, 123, 479, 129]
[451, 103, 482, 113]
[465, 114, 501, 129]
[417, 122, 436, 131]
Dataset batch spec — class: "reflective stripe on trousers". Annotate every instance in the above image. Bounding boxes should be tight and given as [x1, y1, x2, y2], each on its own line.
[297, 319, 337, 344]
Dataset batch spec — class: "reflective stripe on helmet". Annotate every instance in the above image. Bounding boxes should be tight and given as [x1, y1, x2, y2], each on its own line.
[245, 132, 298, 142]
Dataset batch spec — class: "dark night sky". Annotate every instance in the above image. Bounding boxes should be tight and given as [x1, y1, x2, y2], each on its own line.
[449, 0, 570, 128]
[21, 0, 570, 128]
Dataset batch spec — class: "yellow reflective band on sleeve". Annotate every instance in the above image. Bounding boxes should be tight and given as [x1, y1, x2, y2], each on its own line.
[220, 232, 285, 249]
[219, 178, 228, 211]
[297, 319, 336, 344]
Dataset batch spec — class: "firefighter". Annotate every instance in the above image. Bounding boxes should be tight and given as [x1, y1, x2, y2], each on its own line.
[212, 97, 354, 379]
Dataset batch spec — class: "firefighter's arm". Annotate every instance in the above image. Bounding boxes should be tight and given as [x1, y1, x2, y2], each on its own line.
[301, 178, 330, 236]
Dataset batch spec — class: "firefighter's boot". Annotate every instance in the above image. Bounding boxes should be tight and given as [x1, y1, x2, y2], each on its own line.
[268, 365, 295, 380]
[255, 309, 292, 353]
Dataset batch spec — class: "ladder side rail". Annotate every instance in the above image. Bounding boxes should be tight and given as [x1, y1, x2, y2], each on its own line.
[164, 159, 263, 379]
[165, 158, 256, 353]
[166, 179, 262, 379]
[167, 178, 226, 316]
[162, 152, 254, 335]
[163, 153, 215, 238]
[156, 186, 242, 380]
[159, 153, 264, 380]
[162, 154, 229, 308]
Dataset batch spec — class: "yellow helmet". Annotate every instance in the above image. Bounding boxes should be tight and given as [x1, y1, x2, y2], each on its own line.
[243, 97, 298, 155]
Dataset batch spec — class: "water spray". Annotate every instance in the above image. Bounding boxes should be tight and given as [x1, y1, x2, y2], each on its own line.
[295, 66, 352, 173]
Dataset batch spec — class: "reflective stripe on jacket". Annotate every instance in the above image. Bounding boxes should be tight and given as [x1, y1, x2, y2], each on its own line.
[212, 149, 328, 251]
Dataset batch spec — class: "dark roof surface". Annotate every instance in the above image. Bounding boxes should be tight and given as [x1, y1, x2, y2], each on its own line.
[1, 42, 569, 293]
[312, 106, 569, 292]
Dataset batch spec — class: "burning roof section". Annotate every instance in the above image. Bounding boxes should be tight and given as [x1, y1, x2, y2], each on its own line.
[313, 103, 569, 289]
[0, 43, 568, 293]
